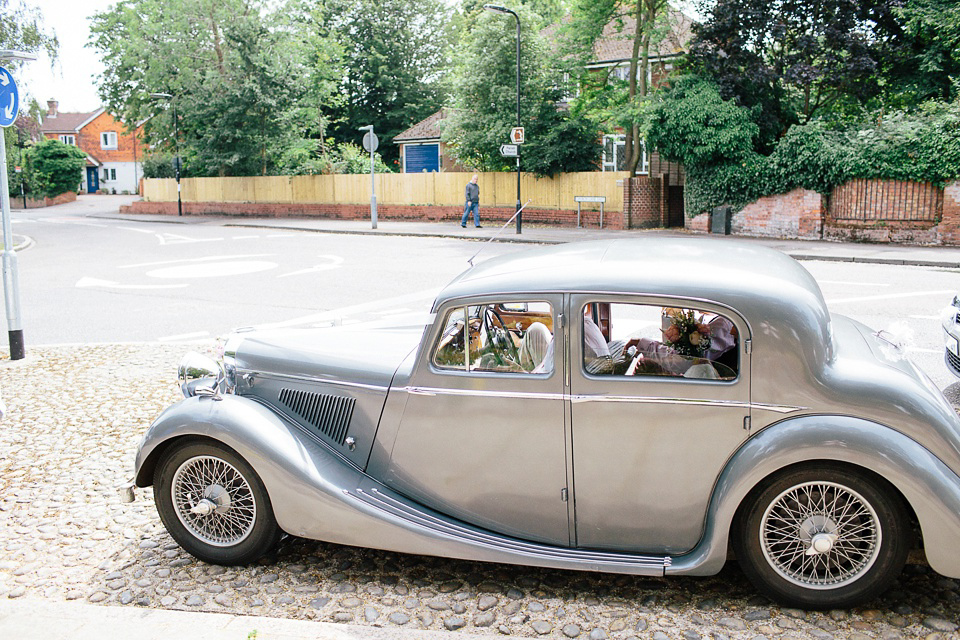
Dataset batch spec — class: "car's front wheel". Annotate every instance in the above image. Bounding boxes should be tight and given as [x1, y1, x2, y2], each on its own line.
[734, 464, 910, 609]
[153, 439, 281, 565]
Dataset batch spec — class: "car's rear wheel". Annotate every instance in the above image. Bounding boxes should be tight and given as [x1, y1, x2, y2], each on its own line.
[154, 439, 281, 565]
[734, 464, 910, 609]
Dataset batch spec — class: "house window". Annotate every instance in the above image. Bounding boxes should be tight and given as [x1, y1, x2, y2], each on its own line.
[101, 132, 118, 150]
[102, 168, 117, 181]
[602, 134, 649, 175]
[59, 135, 76, 145]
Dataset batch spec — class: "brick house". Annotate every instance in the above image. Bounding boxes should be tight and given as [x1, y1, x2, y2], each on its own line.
[39, 99, 145, 195]
[393, 109, 471, 174]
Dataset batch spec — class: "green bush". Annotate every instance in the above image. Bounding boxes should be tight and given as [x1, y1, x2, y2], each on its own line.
[26, 139, 87, 198]
[651, 84, 960, 216]
[142, 152, 176, 179]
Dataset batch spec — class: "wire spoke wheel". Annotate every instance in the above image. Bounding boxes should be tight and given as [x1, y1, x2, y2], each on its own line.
[735, 465, 910, 609]
[172, 455, 257, 546]
[760, 481, 879, 588]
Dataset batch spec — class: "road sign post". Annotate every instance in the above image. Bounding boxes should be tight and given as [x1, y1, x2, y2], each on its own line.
[359, 126, 378, 229]
[0, 61, 26, 359]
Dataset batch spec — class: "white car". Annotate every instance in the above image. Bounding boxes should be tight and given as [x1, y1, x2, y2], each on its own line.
[944, 293, 960, 378]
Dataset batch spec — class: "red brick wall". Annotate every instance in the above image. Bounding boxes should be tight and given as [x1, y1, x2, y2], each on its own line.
[121, 200, 627, 229]
[21, 192, 77, 208]
[938, 181, 960, 245]
[731, 188, 824, 239]
[622, 175, 662, 228]
[687, 212, 709, 232]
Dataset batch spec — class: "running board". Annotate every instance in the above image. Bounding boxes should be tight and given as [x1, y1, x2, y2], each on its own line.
[347, 481, 669, 575]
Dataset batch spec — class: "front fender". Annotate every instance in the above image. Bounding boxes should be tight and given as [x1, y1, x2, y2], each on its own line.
[667, 415, 960, 579]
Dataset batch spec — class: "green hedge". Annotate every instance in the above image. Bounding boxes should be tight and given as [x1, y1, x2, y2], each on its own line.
[684, 103, 960, 217]
[646, 76, 960, 217]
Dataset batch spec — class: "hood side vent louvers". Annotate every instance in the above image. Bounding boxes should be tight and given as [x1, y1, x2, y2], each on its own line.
[279, 388, 356, 445]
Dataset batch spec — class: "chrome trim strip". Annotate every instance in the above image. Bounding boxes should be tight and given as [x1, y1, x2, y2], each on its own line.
[403, 386, 805, 414]
[405, 386, 566, 401]
[240, 368, 389, 393]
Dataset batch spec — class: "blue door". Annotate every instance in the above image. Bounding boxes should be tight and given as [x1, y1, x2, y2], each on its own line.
[405, 144, 439, 173]
[86, 167, 99, 193]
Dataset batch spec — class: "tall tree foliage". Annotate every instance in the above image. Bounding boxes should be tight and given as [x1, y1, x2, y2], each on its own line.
[324, 0, 453, 164]
[444, 6, 600, 176]
[688, 0, 900, 150]
[564, 0, 673, 174]
[90, 0, 340, 177]
[0, 0, 58, 66]
[885, 0, 960, 104]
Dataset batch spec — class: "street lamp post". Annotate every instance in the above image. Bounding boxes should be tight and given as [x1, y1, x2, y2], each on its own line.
[0, 49, 36, 361]
[483, 4, 522, 234]
[150, 93, 182, 216]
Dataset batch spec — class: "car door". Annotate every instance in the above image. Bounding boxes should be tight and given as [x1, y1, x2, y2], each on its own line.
[569, 294, 752, 553]
[385, 295, 571, 546]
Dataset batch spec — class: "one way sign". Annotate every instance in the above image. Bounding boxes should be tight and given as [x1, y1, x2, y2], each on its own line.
[0, 68, 19, 127]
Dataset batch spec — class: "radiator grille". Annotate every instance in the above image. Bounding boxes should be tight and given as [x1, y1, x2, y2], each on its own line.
[279, 388, 355, 445]
[947, 348, 960, 375]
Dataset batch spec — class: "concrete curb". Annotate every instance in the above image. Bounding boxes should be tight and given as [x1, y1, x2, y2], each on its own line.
[0, 599, 512, 640]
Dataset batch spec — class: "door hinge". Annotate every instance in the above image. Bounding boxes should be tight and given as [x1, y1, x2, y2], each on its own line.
[743, 416, 752, 431]
[561, 488, 568, 502]
[557, 313, 564, 329]
[744, 339, 752, 355]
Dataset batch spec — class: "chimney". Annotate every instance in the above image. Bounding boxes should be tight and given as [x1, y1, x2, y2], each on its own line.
[46, 99, 58, 118]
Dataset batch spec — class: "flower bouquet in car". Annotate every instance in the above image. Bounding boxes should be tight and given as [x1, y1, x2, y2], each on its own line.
[661, 308, 711, 358]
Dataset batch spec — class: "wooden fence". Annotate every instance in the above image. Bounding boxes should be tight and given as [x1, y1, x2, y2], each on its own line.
[142, 171, 630, 212]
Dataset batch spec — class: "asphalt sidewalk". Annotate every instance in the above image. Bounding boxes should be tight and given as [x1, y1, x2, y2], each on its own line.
[89, 210, 960, 269]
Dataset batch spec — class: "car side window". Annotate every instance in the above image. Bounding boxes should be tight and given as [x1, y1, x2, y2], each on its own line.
[432, 302, 554, 374]
[582, 302, 739, 380]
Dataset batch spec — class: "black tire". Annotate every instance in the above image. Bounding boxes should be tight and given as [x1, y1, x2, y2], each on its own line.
[153, 439, 281, 565]
[733, 464, 910, 609]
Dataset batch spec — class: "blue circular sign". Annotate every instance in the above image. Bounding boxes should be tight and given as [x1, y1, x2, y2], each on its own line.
[0, 68, 20, 128]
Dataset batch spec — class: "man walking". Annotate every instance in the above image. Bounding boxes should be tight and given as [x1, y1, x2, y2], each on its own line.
[461, 174, 481, 228]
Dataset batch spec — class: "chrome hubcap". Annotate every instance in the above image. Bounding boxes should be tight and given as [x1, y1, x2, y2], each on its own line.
[172, 456, 257, 547]
[760, 481, 880, 588]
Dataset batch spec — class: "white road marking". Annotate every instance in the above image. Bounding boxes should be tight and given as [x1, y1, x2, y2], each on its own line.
[120, 254, 274, 269]
[76, 277, 188, 290]
[156, 232, 223, 245]
[819, 280, 889, 287]
[827, 290, 954, 304]
[278, 255, 344, 278]
[231, 235, 261, 240]
[253, 288, 441, 331]
[117, 226, 156, 234]
[909, 315, 940, 320]
[158, 331, 210, 342]
[147, 261, 277, 279]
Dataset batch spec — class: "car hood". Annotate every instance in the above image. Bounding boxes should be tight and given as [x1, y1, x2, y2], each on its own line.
[231, 323, 427, 389]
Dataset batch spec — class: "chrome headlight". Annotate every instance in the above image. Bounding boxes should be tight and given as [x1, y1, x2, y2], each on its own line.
[178, 352, 224, 398]
[220, 334, 245, 392]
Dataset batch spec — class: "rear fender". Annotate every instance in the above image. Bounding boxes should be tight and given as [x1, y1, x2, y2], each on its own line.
[667, 416, 960, 579]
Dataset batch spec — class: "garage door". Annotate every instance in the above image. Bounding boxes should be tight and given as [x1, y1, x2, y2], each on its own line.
[405, 144, 439, 173]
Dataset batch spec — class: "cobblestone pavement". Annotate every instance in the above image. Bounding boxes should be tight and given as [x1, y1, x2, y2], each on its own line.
[2, 344, 960, 639]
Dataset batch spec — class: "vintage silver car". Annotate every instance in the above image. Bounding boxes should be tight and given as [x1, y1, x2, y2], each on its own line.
[122, 238, 960, 610]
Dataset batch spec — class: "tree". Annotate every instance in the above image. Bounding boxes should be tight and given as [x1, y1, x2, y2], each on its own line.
[0, 0, 58, 65]
[444, 6, 601, 176]
[26, 138, 86, 198]
[688, 0, 899, 149]
[884, 0, 960, 104]
[323, 0, 453, 164]
[90, 0, 340, 177]
[565, 0, 675, 174]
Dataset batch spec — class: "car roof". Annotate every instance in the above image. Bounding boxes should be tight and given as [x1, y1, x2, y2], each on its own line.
[437, 237, 826, 316]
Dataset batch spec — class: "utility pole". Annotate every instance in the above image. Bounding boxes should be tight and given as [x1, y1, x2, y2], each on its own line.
[0, 50, 36, 360]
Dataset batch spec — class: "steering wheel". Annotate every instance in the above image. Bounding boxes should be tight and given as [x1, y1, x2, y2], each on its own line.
[482, 306, 521, 366]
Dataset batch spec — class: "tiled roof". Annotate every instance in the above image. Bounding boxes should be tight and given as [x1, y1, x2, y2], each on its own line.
[393, 109, 450, 142]
[590, 8, 693, 64]
[40, 110, 99, 134]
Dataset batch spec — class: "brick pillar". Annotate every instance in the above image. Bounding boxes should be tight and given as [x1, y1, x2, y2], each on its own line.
[939, 181, 960, 245]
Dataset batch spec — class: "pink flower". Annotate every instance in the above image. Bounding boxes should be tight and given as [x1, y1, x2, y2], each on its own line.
[663, 325, 681, 343]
